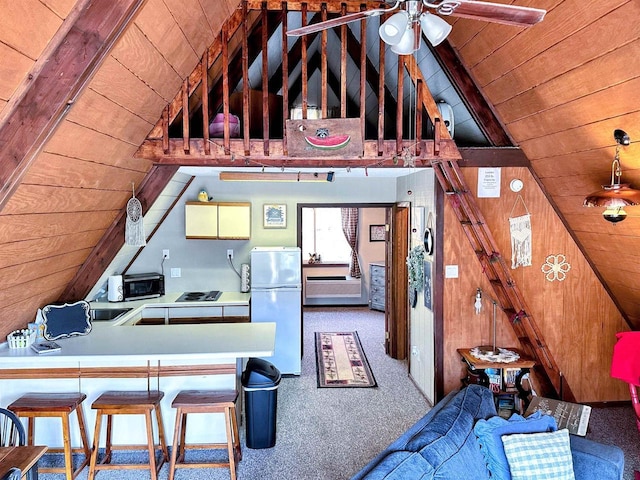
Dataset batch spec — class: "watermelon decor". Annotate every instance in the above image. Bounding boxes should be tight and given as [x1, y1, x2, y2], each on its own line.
[304, 134, 351, 150]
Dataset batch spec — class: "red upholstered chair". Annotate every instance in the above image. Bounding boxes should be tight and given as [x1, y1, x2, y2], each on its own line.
[611, 331, 640, 480]
[629, 383, 640, 434]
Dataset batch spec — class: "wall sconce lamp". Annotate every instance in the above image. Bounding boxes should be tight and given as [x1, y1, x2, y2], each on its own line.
[378, 1, 452, 55]
[583, 129, 640, 223]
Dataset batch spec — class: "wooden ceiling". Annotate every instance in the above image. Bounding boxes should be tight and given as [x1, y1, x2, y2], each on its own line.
[0, 0, 639, 350]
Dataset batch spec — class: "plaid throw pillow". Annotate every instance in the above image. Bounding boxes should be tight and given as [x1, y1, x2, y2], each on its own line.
[502, 429, 575, 480]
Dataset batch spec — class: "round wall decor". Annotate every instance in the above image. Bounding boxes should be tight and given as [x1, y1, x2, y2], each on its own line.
[424, 212, 435, 255]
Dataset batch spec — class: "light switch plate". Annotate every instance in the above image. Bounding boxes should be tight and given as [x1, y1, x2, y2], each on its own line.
[170, 268, 181, 278]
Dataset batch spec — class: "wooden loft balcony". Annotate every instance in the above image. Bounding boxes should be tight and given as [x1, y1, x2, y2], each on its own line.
[136, 1, 463, 168]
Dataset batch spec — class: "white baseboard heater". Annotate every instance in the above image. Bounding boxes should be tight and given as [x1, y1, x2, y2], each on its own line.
[304, 275, 362, 298]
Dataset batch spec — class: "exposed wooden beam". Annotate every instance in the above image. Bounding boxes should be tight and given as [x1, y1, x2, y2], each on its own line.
[137, 138, 461, 165]
[458, 147, 530, 167]
[59, 165, 180, 302]
[0, 0, 146, 211]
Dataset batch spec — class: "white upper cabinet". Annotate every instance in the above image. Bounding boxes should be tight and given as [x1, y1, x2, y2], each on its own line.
[185, 202, 250, 239]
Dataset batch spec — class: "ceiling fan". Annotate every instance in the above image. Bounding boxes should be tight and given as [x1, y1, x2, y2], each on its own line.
[287, 0, 546, 53]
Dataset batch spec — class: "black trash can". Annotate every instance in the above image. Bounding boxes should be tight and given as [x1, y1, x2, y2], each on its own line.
[241, 357, 281, 449]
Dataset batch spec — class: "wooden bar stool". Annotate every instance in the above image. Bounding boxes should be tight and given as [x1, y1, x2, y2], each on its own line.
[168, 390, 241, 480]
[8, 392, 91, 480]
[87, 390, 168, 480]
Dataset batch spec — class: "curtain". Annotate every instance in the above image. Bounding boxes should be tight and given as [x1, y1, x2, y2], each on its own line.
[341, 208, 361, 278]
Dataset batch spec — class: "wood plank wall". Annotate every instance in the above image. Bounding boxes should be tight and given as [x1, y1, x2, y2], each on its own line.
[0, 0, 240, 337]
[0, 0, 74, 120]
[443, 166, 629, 402]
[447, 0, 640, 330]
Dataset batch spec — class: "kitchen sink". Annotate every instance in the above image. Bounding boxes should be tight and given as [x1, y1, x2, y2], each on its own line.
[90, 308, 133, 322]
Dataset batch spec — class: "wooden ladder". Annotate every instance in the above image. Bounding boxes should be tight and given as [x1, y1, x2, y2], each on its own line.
[432, 158, 574, 401]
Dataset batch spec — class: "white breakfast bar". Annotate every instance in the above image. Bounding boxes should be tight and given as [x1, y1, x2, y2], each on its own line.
[0, 293, 274, 448]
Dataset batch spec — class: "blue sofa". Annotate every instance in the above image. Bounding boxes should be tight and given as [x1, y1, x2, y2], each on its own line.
[351, 385, 624, 480]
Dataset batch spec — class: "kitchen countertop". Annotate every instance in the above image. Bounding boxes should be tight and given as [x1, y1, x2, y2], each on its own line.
[0, 292, 273, 365]
[92, 291, 250, 310]
[0, 322, 274, 364]
[89, 291, 250, 326]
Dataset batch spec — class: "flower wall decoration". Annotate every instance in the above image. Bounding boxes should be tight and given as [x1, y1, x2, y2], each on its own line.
[541, 254, 571, 282]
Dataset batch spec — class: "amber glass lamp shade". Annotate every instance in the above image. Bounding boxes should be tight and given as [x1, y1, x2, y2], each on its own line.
[583, 183, 640, 223]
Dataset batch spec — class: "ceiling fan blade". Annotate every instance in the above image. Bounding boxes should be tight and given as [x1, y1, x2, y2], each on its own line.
[286, 8, 388, 36]
[431, 0, 546, 27]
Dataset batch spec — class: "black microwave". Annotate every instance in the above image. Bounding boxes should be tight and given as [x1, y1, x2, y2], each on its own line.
[123, 273, 165, 301]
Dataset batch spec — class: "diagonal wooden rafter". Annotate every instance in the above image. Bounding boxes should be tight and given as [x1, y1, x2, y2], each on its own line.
[0, 0, 146, 212]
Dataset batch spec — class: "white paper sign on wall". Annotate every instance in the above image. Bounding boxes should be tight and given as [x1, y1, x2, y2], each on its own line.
[478, 168, 501, 198]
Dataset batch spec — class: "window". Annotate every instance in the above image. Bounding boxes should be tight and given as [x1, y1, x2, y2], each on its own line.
[302, 208, 352, 263]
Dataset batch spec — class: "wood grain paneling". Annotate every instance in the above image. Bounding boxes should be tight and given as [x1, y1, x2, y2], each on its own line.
[89, 57, 168, 125]
[469, 0, 629, 89]
[43, 121, 150, 171]
[507, 77, 640, 142]
[443, 166, 629, 402]
[110, 24, 183, 102]
[497, 38, 640, 124]
[0, 0, 62, 59]
[65, 88, 154, 146]
[481, 1, 638, 103]
[0, 248, 91, 291]
[0, 212, 119, 243]
[133, 0, 200, 78]
[22, 153, 147, 191]
[163, 0, 216, 57]
[0, 43, 33, 101]
[0, 230, 104, 270]
[41, 0, 78, 19]
[2, 185, 130, 215]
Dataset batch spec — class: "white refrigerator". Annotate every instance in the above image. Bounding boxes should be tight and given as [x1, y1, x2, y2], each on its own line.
[250, 247, 302, 375]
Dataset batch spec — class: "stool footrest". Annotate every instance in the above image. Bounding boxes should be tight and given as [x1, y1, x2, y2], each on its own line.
[174, 462, 232, 469]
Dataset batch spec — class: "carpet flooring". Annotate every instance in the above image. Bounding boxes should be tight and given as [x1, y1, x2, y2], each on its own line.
[35, 307, 640, 479]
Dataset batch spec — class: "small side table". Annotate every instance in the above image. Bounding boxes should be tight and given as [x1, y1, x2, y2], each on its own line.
[457, 348, 536, 412]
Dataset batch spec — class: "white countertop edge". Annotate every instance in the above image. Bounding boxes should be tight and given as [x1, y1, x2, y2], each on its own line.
[0, 322, 275, 364]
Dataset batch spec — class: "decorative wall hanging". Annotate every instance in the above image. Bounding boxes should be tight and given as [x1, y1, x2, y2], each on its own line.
[263, 204, 287, 228]
[285, 118, 363, 157]
[424, 260, 432, 311]
[406, 245, 425, 308]
[424, 211, 435, 256]
[125, 182, 146, 246]
[369, 224, 386, 242]
[509, 195, 531, 269]
[541, 254, 571, 282]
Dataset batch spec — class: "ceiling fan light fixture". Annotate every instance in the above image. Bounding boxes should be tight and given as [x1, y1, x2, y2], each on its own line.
[379, 11, 409, 46]
[390, 26, 416, 54]
[420, 12, 452, 46]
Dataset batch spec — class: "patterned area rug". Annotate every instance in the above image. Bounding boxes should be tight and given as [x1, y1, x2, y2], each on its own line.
[315, 331, 377, 388]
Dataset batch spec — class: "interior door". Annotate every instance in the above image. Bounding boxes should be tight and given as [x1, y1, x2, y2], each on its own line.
[386, 204, 409, 359]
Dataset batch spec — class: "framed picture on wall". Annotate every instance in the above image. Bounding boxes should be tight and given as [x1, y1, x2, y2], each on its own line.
[424, 260, 432, 311]
[263, 204, 287, 228]
[369, 224, 386, 242]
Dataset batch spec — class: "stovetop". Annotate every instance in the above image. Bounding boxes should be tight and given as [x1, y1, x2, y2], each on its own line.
[175, 291, 222, 302]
